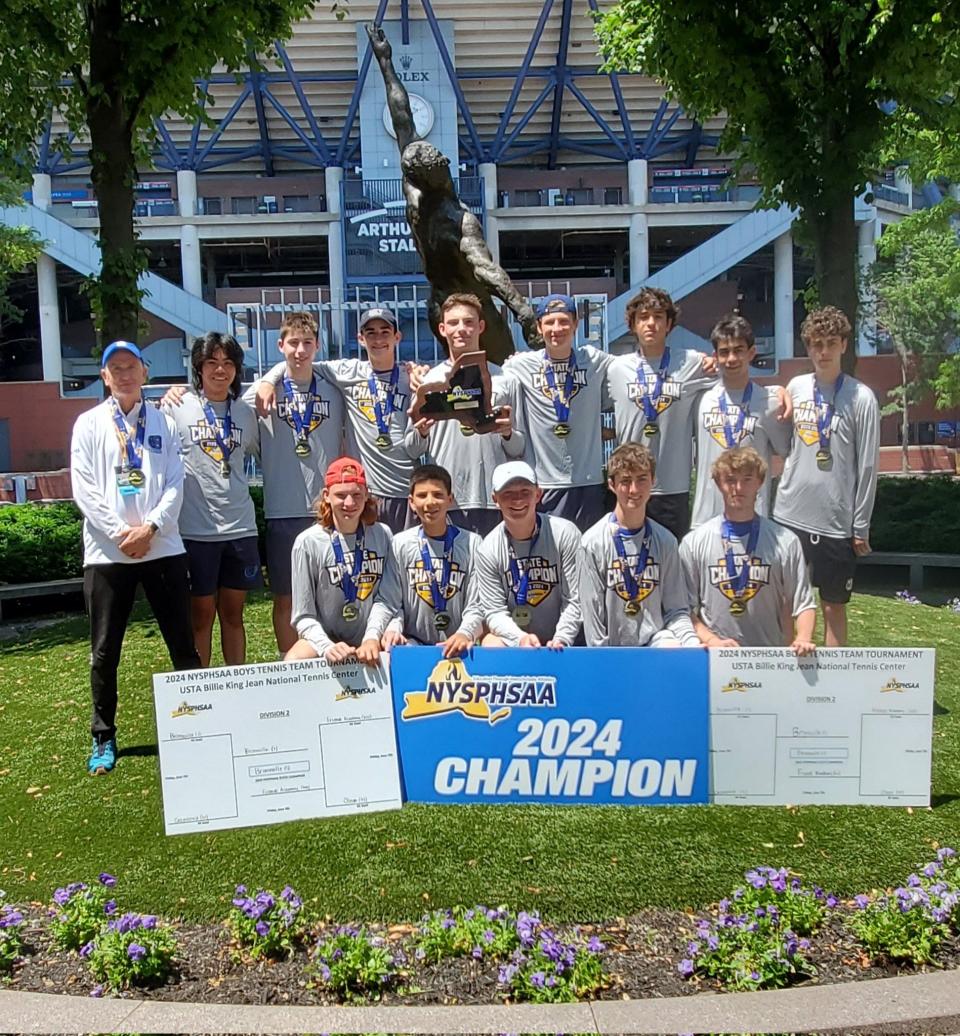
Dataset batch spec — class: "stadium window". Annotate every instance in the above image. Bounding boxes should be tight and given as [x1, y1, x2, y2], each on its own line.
[603, 187, 623, 205]
[200, 197, 222, 215]
[230, 195, 256, 215]
[282, 195, 311, 213]
[514, 189, 543, 207]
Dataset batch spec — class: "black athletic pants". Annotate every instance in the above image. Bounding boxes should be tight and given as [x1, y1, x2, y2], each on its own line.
[84, 554, 200, 741]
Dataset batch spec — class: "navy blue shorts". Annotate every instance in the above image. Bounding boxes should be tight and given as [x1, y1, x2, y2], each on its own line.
[265, 517, 314, 596]
[184, 536, 262, 597]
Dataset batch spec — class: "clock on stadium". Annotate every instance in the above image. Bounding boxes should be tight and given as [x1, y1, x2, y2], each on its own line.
[383, 94, 435, 139]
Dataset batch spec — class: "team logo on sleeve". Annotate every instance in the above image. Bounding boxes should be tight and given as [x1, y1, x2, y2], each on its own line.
[627, 373, 680, 414]
[408, 559, 466, 607]
[702, 406, 758, 447]
[190, 421, 243, 466]
[506, 557, 558, 606]
[793, 400, 840, 447]
[352, 382, 407, 423]
[708, 553, 770, 605]
[533, 362, 587, 402]
[325, 549, 385, 600]
[607, 556, 660, 602]
[276, 391, 331, 433]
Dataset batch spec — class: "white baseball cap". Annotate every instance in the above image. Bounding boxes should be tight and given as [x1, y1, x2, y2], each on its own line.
[492, 461, 538, 493]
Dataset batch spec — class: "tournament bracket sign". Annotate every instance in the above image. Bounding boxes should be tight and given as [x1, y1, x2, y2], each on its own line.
[390, 647, 709, 805]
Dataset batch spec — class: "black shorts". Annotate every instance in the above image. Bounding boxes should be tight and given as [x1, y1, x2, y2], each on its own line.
[184, 536, 262, 597]
[378, 495, 416, 534]
[538, 484, 610, 530]
[786, 527, 857, 604]
[449, 508, 501, 538]
[265, 517, 314, 596]
[646, 492, 691, 541]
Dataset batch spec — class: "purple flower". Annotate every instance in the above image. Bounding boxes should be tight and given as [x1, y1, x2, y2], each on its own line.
[440, 917, 455, 930]
[471, 945, 483, 959]
[826, 894, 839, 908]
[255, 920, 270, 937]
[678, 958, 695, 976]
[750, 969, 761, 981]
[498, 963, 518, 984]
[483, 928, 495, 944]
[235, 883, 247, 895]
[587, 935, 603, 953]
[79, 940, 95, 958]
[141, 916, 157, 929]
[89, 984, 104, 998]
[53, 888, 71, 906]
[98, 873, 117, 888]
[854, 894, 870, 909]
[937, 847, 956, 861]
[545, 975, 556, 987]
[923, 862, 940, 878]
[126, 942, 146, 961]
[103, 899, 117, 916]
[745, 870, 766, 889]
[320, 963, 331, 981]
[530, 970, 546, 988]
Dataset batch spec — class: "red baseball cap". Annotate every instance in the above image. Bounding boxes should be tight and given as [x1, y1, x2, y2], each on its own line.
[324, 457, 367, 489]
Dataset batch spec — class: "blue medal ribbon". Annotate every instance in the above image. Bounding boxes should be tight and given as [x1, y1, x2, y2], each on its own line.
[609, 515, 651, 602]
[282, 374, 317, 443]
[717, 382, 754, 448]
[331, 524, 365, 606]
[417, 525, 458, 616]
[368, 365, 400, 437]
[814, 374, 844, 452]
[722, 517, 760, 599]
[635, 348, 671, 427]
[199, 394, 233, 466]
[507, 515, 542, 608]
[110, 396, 147, 473]
[543, 352, 577, 424]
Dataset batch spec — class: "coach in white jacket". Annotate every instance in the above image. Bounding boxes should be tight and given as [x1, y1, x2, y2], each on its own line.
[70, 341, 200, 776]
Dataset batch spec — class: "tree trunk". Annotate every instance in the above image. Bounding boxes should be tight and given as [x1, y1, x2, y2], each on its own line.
[900, 351, 910, 474]
[85, 0, 143, 345]
[810, 194, 859, 375]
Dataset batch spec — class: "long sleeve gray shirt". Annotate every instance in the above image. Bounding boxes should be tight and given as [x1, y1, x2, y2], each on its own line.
[680, 514, 815, 646]
[773, 373, 880, 539]
[290, 521, 394, 655]
[164, 392, 260, 541]
[402, 359, 526, 510]
[579, 514, 698, 647]
[242, 371, 344, 520]
[367, 524, 484, 643]
[690, 382, 792, 529]
[501, 344, 612, 489]
[474, 515, 582, 646]
[606, 348, 717, 495]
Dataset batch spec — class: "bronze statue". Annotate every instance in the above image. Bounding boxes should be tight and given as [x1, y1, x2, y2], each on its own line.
[366, 23, 540, 364]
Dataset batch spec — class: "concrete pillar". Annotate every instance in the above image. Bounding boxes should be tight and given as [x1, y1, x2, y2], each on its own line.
[627, 158, 648, 206]
[324, 165, 347, 354]
[32, 173, 63, 387]
[176, 169, 198, 217]
[479, 161, 499, 264]
[858, 217, 879, 356]
[894, 165, 913, 207]
[773, 230, 794, 364]
[180, 224, 203, 298]
[626, 159, 649, 287]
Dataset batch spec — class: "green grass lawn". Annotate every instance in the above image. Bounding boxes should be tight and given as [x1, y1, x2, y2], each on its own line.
[1, 590, 957, 923]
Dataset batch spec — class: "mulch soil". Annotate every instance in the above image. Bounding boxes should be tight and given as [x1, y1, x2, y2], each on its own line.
[5, 902, 960, 1017]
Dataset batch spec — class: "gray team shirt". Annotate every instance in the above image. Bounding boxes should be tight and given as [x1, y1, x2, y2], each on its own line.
[606, 348, 716, 495]
[243, 370, 344, 520]
[290, 521, 393, 654]
[680, 514, 815, 646]
[475, 515, 582, 646]
[367, 524, 484, 644]
[773, 373, 880, 538]
[402, 359, 526, 510]
[691, 382, 791, 528]
[580, 514, 698, 647]
[164, 392, 260, 541]
[502, 344, 612, 489]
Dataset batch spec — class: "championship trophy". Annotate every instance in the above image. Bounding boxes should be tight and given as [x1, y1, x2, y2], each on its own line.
[410, 351, 502, 432]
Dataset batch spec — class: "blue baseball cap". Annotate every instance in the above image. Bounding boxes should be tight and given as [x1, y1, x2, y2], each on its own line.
[101, 341, 144, 367]
[535, 294, 577, 318]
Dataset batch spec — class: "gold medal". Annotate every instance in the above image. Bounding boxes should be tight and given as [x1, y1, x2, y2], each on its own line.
[459, 422, 476, 437]
[127, 468, 145, 487]
[512, 605, 532, 628]
[375, 433, 392, 450]
[643, 421, 659, 437]
[434, 612, 451, 632]
[816, 448, 831, 469]
[342, 602, 359, 622]
[729, 599, 746, 616]
[553, 422, 571, 438]
[624, 599, 641, 616]
[295, 439, 311, 458]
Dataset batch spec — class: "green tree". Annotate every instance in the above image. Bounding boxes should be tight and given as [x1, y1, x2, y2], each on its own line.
[0, 181, 42, 333]
[595, 1, 960, 372]
[0, 0, 314, 344]
[867, 203, 960, 471]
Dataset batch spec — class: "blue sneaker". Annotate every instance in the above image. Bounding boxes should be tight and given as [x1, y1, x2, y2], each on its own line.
[88, 737, 117, 775]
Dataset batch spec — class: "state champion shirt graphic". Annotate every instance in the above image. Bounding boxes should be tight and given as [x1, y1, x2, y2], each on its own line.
[533, 361, 587, 402]
[351, 381, 407, 424]
[607, 553, 660, 603]
[326, 548, 385, 601]
[506, 556, 558, 606]
[793, 397, 840, 447]
[627, 367, 680, 415]
[708, 552, 771, 605]
[276, 389, 331, 434]
[408, 558, 466, 607]
[189, 420, 243, 466]
[702, 404, 758, 447]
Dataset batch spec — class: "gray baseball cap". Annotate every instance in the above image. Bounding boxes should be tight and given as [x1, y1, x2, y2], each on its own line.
[359, 307, 399, 330]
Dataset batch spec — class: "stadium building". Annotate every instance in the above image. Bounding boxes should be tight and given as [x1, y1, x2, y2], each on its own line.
[0, 0, 956, 481]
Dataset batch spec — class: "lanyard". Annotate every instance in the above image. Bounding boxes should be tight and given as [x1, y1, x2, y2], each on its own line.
[610, 515, 651, 602]
[331, 525, 365, 605]
[635, 348, 670, 425]
[282, 374, 317, 441]
[507, 516, 542, 607]
[722, 517, 760, 599]
[417, 525, 458, 615]
[717, 382, 754, 448]
[199, 394, 233, 463]
[368, 365, 400, 436]
[814, 374, 844, 451]
[543, 352, 577, 424]
[110, 397, 147, 471]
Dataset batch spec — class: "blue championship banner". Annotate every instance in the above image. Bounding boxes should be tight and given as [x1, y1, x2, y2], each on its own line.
[390, 647, 709, 805]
